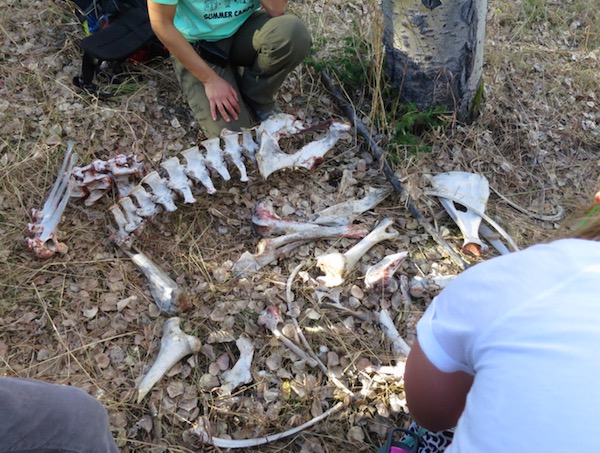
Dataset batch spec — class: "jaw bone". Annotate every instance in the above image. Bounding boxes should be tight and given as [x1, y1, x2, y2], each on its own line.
[364, 251, 408, 292]
[256, 121, 351, 179]
[218, 336, 255, 396]
[160, 157, 196, 204]
[317, 218, 400, 287]
[429, 172, 490, 257]
[180, 146, 217, 195]
[137, 317, 201, 403]
[220, 129, 249, 182]
[26, 142, 78, 259]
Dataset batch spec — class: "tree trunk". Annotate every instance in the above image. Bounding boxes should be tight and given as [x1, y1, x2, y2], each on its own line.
[382, 0, 488, 123]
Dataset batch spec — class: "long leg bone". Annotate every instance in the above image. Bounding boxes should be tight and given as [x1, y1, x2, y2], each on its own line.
[256, 121, 351, 179]
[201, 137, 231, 181]
[317, 218, 400, 287]
[310, 187, 393, 226]
[364, 251, 408, 292]
[233, 224, 369, 278]
[26, 142, 78, 259]
[160, 157, 196, 204]
[190, 401, 345, 449]
[141, 171, 178, 212]
[218, 336, 255, 395]
[181, 146, 217, 194]
[123, 248, 190, 315]
[220, 129, 249, 182]
[137, 317, 201, 403]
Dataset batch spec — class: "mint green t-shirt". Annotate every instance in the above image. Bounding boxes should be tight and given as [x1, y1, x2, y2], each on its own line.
[152, 0, 261, 42]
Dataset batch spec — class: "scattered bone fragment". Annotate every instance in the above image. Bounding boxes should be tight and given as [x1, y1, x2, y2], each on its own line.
[180, 146, 217, 194]
[220, 129, 249, 182]
[137, 317, 201, 403]
[233, 242, 304, 278]
[377, 308, 411, 357]
[118, 197, 145, 232]
[310, 186, 393, 226]
[129, 185, 159, 218]
[190, 401, 345, 448]
[26, 142, 78, 259]
[141, 171, 178, 212]
[201, 137, 231, 181]
[123, 248, 190, 315]
[160, 157, 196, 203]
[218, 336, 255, 395]
[364, 251, 409, 292]
[317, 218, 400, 287]
[429, 172, 490, 257]
[258, 305, 317, 367]
[256, 121, 351, 179]
[409, 274, 457, 298]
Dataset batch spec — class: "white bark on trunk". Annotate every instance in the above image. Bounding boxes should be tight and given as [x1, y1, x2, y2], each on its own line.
[382, 0, 488, 122]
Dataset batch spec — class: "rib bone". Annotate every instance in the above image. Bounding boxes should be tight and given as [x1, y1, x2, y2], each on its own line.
[137, 317, 202, 403]
[218, 336, 255, 395]
[181, 146, 217, 194]
[256, 121, 351, 179]
[160, 157, 196, 204]
[141, 171, 177, 212]
[317, 218, 399, 287]
[201, 137, 231, 181]
[378, 308, 411, 358]
[221, 129, 249, 182]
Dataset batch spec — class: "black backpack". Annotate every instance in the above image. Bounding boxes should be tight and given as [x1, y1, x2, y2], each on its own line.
[70, 0, 168, 98]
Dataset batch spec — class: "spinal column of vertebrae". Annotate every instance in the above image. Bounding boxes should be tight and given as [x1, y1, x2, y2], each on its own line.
[68, 114, 351, 248]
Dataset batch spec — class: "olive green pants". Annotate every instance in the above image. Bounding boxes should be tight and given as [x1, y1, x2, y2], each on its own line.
[173, 11, 312, 138]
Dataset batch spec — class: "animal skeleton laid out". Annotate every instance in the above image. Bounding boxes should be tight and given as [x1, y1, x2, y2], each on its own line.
[25, 115, 351, 256]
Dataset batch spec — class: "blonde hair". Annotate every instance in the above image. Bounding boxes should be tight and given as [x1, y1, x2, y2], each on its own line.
[557, 193, 600, 241]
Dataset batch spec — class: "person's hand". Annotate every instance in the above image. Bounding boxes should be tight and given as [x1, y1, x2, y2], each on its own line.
[203, 74, 240, 123]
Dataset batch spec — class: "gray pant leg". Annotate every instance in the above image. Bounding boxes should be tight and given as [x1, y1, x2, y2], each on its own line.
[0, 377, 119, 453]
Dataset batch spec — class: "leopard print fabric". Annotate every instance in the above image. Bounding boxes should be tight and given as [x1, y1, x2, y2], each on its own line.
[402, 421, 454, 453]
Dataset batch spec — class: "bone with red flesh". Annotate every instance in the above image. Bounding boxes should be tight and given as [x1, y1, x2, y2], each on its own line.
[220, 129, 249, 182]
[181, 146, 217, 194]
[201, 137, 231, 181]
[129, 185, 159, 217]
[109, 204, 133, 246]
[364, 251, 408, 291]
[310, 186, 393, 226]
[26, 142, 78, 259]
[107, 155, 144, 176]
[160, 157, 196, 204]
[118, 196, 145, 232]
[251, 199, 345, 237]
[141, 171, 177, 212]
[256, 121, 351, 179]
[240, 127, 258, 163]
[317, 218, 400, 288]
[233, 224, 368, 278]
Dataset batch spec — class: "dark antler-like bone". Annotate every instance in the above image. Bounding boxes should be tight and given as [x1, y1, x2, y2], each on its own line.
[26, 142, 78, 259]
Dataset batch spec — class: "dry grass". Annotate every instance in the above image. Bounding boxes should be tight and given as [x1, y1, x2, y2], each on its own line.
[0, 0, 598, 451]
